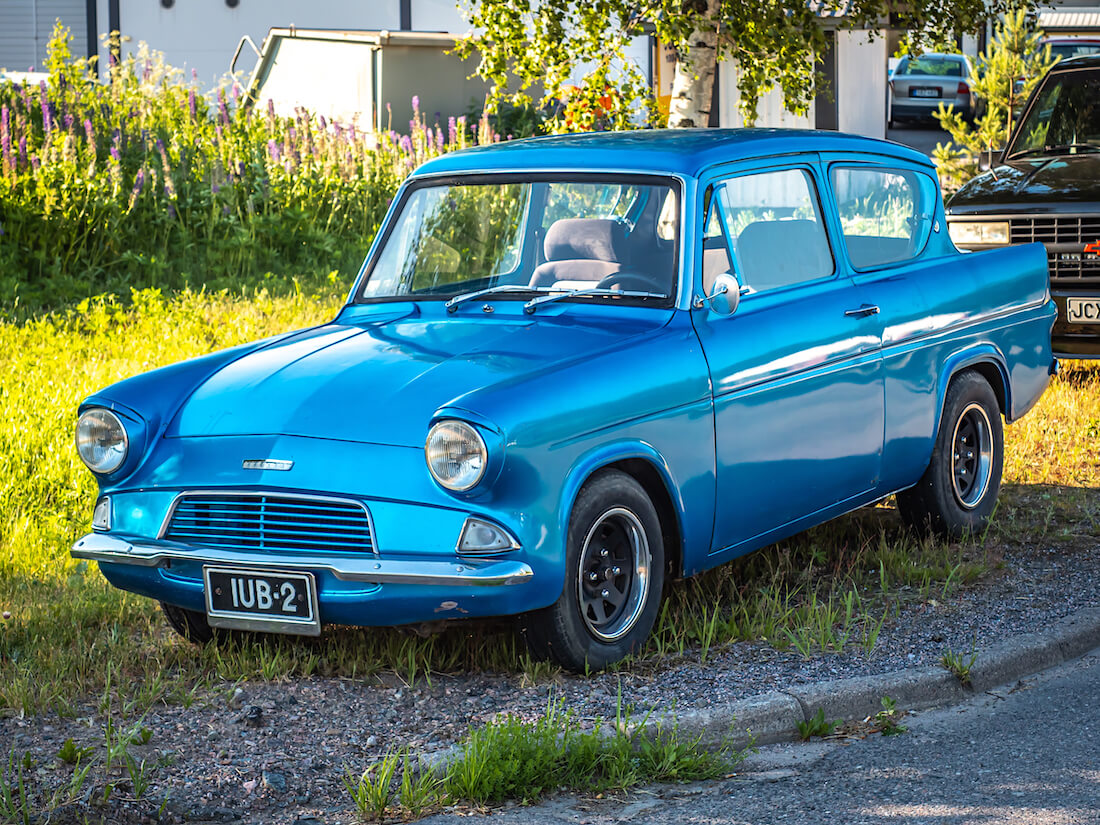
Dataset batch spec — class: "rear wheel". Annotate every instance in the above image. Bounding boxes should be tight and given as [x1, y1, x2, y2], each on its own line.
[521, 470, 664, 671]
[160, 601, 215, 644]
[897, 371, 1003, 538]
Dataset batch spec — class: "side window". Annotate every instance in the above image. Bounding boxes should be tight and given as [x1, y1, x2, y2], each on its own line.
[831, 167, 937, 269]
[713, 168, 834, 293]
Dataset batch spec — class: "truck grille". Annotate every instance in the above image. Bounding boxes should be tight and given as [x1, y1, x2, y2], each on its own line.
[1010, 216, 1100, 286]
[164, 493, 373, 553]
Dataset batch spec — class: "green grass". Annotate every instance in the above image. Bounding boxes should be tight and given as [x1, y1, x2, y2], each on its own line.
[1, 284, 1098, 717]
[345, 697, 748, 821]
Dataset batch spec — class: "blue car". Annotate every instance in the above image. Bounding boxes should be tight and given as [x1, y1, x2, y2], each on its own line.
[72, 130, 1057, 671]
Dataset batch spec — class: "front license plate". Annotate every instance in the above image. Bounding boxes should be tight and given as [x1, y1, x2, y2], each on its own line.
[1066, 298, 1100, 324]
[910, 87, 941, 98]
[203, 566, 320, 635]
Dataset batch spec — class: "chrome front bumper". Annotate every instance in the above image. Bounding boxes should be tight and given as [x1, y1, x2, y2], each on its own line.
[71, 533, 534, 587]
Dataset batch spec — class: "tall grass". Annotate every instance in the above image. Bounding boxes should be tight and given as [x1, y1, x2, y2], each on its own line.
[0, 24, 492, 310]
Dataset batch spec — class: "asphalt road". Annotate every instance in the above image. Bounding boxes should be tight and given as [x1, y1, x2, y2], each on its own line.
[886, 125, 950, 159]
[424, 647, 1100, 825]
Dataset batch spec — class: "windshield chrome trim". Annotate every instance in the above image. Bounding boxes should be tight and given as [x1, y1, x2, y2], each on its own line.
[346, 169, 689, 311]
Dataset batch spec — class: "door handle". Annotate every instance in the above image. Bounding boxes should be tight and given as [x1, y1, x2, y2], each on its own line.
[844, 304, 880, 317]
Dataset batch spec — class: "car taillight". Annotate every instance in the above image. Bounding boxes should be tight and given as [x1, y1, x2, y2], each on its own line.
[957, 82, 970, 95]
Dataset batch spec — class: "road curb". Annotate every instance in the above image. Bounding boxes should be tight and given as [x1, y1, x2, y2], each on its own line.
[644, 605, 1100, 752]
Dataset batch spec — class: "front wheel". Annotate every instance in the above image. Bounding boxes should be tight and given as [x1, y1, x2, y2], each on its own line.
[521, 470, 665, 672]
[896, 371, 1003, 538]
[160, 601, 215, 644]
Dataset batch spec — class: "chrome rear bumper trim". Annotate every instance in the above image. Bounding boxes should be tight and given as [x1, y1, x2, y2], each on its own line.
[71, 533, 533, 587]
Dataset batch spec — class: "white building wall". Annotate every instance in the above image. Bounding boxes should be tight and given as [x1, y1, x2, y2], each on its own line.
[0, 0, 88, 71]
[718, 58, 815, 130]
[719, 30, 887, 138]
[94, 0, 404, 90]
[836, 31, 887, 139]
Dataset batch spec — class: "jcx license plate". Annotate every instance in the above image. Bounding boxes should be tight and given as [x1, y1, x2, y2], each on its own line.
[1066, 298, 1100, 324]
[203, 566, 320, 635]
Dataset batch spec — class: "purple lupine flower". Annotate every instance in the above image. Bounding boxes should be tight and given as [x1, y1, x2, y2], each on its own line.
[319, 115, 327, 131]
[436, 128, 443, 151]
[1, 105, 10, 168]
[128, 167, 146, 208]
[267, 98, 276, 121]
[18, 135, 27, 164]
[0, 221, 4, 237]
[39, 81, 52, 135]
[211, 180, 220, 194]
[30, 155, 40, 170]
[192, 68, 198, 81]
[188, 88, 197, 121]
[110, 146, 120, 162]
[167, 202, 176, 219]
[411, 95, 420, 113]
[448, 116, 457, 144]
[237, 161, 245, 177]
[217, 90, 230, 126]
[156, 139, 171, 173]
[63, 113, 74, 131]
[267, 139, 281, 162]
[399, 135, 413, 154]
[83, 118, 95, 144]
[20, 84, 32, 116]
[142, 59, 152, 83]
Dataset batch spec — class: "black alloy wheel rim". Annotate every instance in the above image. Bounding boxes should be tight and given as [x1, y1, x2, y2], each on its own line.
[951, 402, 994, 509]
[576, 507, 651, 642]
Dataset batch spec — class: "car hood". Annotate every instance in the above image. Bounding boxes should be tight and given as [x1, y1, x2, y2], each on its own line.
[166, 305, 667, 447]
[947, 154, 1100, 212]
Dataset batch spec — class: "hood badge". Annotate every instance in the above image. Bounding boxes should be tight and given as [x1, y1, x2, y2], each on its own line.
[242, 459, 294, 471]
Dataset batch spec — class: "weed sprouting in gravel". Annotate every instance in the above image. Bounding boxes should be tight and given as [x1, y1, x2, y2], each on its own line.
[941, 646, 979, 686]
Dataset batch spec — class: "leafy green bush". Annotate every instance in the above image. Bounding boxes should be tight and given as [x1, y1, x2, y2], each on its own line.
[0, 24, 491, 310]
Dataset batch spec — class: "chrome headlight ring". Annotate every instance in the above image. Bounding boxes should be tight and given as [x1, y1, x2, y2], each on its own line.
[75, 408, 129, 475]
[425, 420, 488, 492]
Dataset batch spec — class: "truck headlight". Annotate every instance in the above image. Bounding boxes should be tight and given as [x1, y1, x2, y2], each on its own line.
[75, 409, 129, 474]
[948, 221, 1010, 246]
[425, 421, 487, 492]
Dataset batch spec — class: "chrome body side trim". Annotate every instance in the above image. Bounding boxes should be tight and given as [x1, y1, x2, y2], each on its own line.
[71, 533, 534, 587]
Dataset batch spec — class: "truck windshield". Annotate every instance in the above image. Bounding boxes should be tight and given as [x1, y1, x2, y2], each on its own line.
[358, 176, 679, 305]
[1010, 70, 1100, 157]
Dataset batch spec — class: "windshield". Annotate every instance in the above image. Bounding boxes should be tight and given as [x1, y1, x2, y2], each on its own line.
[1010, 70, 1100, 156]
[358, 176, 679, 304]
[897, 56, 964, 77]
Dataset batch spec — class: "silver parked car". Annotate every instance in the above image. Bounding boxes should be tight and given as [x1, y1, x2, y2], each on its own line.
[889, 53, 981, 126]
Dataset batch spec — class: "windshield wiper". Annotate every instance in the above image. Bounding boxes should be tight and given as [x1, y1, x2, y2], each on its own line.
[444, 284, 539, 313]
[523, 288, 668, 314]
[1010, 143, 1100, 159]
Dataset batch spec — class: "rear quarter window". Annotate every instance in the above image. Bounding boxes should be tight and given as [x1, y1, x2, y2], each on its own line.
[831, 167, 938, 269]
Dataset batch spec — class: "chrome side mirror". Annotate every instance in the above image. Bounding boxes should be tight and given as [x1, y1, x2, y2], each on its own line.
[693, 272, 742, 316]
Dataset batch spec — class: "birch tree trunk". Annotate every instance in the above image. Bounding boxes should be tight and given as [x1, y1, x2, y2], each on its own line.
[666, 0, 720, 128]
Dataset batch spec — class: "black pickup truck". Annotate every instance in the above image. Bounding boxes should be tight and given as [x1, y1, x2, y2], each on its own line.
[946, 55, 1100, 358]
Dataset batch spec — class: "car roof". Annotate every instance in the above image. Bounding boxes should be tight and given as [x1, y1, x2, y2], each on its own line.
[412, 128, 932, 179]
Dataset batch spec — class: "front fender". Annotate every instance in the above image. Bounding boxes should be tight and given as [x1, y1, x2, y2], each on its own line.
[558, 440, 696, 577]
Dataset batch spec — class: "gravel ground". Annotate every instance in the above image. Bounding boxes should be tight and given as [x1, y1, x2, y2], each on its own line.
[4, 538, 1098, 825]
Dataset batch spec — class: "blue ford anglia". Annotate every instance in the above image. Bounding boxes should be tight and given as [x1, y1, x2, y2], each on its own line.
[72, 130, 1057, 670]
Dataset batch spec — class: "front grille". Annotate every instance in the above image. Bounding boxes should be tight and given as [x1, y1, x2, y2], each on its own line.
[164, 493, 373, 553]
[1010, 216, 1100, 286]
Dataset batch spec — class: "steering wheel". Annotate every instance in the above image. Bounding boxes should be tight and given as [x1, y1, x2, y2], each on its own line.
[596, 272, 660, 293]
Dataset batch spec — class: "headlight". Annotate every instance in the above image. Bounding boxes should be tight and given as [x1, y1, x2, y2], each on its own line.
[425, 421, 487, 492]
[948, 221, 1010, 246]
[75, 409, 129, 474]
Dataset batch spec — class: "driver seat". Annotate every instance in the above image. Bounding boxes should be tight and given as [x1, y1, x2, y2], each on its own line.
[529, 219, 627, 288]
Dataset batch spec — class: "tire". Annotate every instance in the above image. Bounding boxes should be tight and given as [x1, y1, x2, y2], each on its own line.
[521, 470, 665, 672]
[160, 601, 215, 644]
[897, 371, 1003, 539]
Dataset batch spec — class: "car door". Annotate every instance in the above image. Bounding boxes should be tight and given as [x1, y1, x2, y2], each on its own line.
[691, 160, 885, 557]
